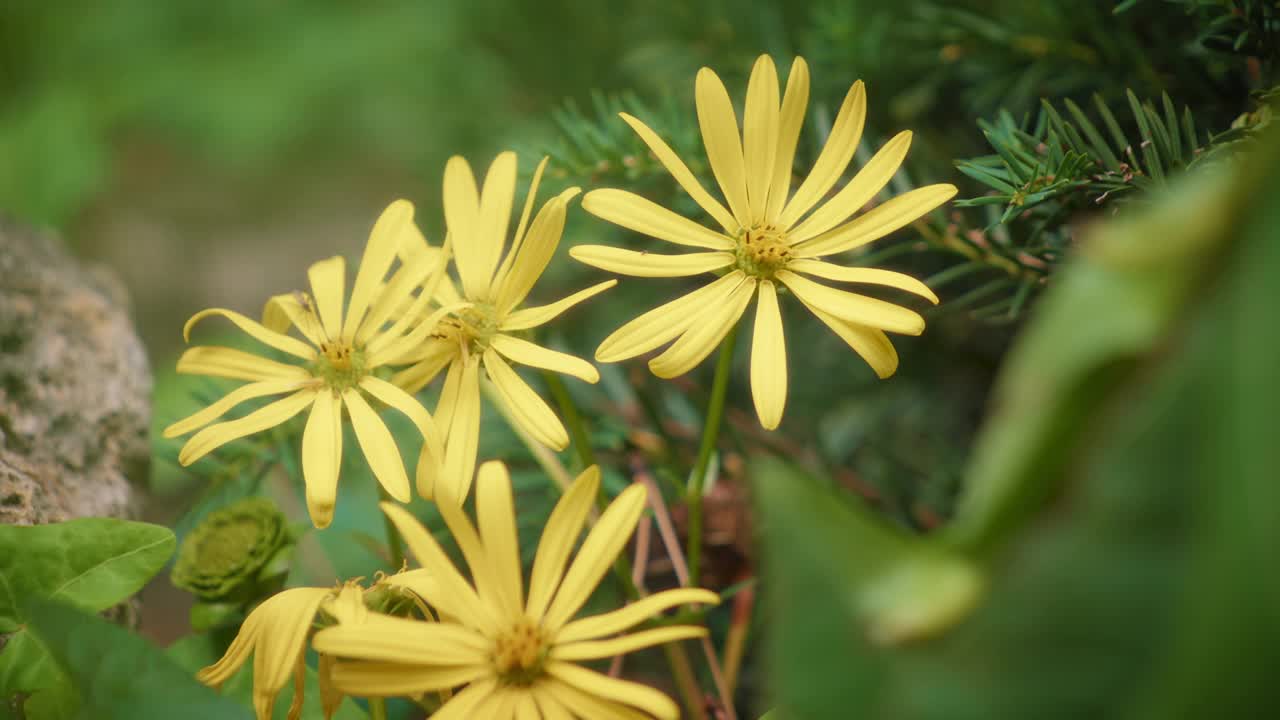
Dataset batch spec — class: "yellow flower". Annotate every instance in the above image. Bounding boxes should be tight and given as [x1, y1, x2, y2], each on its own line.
[393, 152, 615, 501]
[164, 200, 448, 527]
[574, 55, 957, 429]
[313, 461, 719, 719]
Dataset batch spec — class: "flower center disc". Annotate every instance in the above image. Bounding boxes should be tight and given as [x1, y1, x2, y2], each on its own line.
[313, 342, 367, 391]
[438, 303, 500, 354]
[492, 618, 547, 686]
[736, 225, 792, 279]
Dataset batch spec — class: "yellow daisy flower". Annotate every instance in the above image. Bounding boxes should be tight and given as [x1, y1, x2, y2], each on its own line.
[164, 200, 448, 527]
[313, 461, 719, 719]
[574, 55, 957, 429]
[393, 152, 615, 501]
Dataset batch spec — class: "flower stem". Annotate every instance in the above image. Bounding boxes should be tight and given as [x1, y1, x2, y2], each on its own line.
[687, 324, 739, 585]
[369, 698, 388, 720]
[542, 370, 597, 470]
[376, 485, 405, 571]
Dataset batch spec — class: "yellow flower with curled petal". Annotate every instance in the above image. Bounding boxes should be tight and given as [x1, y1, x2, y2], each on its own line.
[164, 200, 448, 527]
[574, 55, 957, 429]
[393, 152, 615, 502]
[313, 461, 719, 719]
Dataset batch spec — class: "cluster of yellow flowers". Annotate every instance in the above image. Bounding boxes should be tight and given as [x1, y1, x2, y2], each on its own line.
[166, 55, 954, 719]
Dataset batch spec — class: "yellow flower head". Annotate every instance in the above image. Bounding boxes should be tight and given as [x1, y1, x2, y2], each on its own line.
[313, 461, 719, 719]
[393, 152, 615, 502]
[575, 55, 957, 429]
[164, 200, 448, 527]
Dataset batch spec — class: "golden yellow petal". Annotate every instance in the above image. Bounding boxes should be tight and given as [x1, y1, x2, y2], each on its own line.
[183, 308, 315, 360]
[435, 469, 512, 616]
[594, 271, 744, 363]
[580, 189, 734, 251]
[778, 80, 866, 229]
[476, 152, 519, 296]
[796, 299, 900, 379]
[555, 588, 720, 644]
[545, 662, 679, 720]
[543, 484, 647, 631]
[743, 54, 781, 224]
[312, 613, 489, 665]
[695, 66, 751, 228]
[342, 389, 411, 503]
[344, 199, 414, 339]
[552, 625, 708, 661]
[513, 692, 540, 720]
[430, 679, 500, 720]
[302, 391, 343, 529]
[788, 130, 913, 243]
[493, 193, 569, 314]
[750, 279, 787, 430]
[490, 334, 599, 383]
[569, 245, 734, 278]
[777, 270, 924, 335]
[328, 661, 487, 697]
[307, 256, 347, 342]
[618, 112, 738, 234]
[483, 350, 569, 451]
[500, 280, 616, 332]
[163, 378, 304, 438]
[539, 679, 652, 720]
[380, 503, 497, 629]
[197, 604, 266, 688]
[389, 338, 457, 395]
[441, 359, 482, 503]
[526, 466, 600, 621]
[475, 461, 526, 617]
[178, 389, 315, 467]
[511, 158, 550, 268]
[765, 56, 811, 223]
[285, 654, 305, 720]
[262, 293, 324, 346]
[356, 245, 444, 345]
[648, 276, 756, 379]
[788, 258, 940, 304]
[317, 655, 344, 720]
[176, 346, 309, 382]
[443, 155, 488, 299]
[793, 183, 958, 258]
[529, 685, 574, 720]
[244, 589, 332, 719]
[359, 376, 445, 501]
[378, 567, 438, 602]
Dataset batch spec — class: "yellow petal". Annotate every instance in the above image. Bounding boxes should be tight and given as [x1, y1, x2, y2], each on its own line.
[357, 245, 445, 345]
[594, 271, 744, 363]
[618, 112, 738, 234]
[308, 256, 346, 342]
[788, 130, 912, 243]
[545, 662, 679, 720]
[317, 655, 344, 719]
[443, 155, 488, 299]
[163, 378, 304, 438]
[176, 346, 309, 382]
[648, 276, 755, 378]
[543, 484, 647, 631]
[529, 685, 575, 720]
[476, 152, 519, 296]
[342, 389, 411, 503]
[430, 678, 500, 720]
[513, 693, 540, 720]
[796, 298, 900, 378]
[327, 660, 487, 697]
[197, 605, 266, 687]
[750, 280, 787, 430]
[483, 350, 569, 451]
[526, 466, 599, 621]
[556, 588, 721, 644]
[539, 679, 652, 720]
[500, 280, 616, 332]
[435, 489, 514, 621]
[788, 258, 939, 303]
[359, 376, 445, 501]
[476, 461, 525, 619]
[778, 80, 866, 229]
[493, 193, 569, 314]
[552, 625, 708, 661]
[184, 308, 315, 360]
[363, 243, 454, 355]
[743, 54, 780, 224]
[569, 245, 734, 278]
[380, 502, 496, 629]
[178, 389, 315, 466]
[312, 613, 489, 665]
[441, 359, 482, 503]
[695, 67, 751, 227]
[580, 189, 734, 251]
[344, 199, 414, 339]
[366, 300, 471, 368]
[777, 270, 924, 335]
[765, 56, 810, 223]
[390, 338, 457, 395]
[302, 391, 343, 529]
[489, 157, 550, 297]
[262, 293, 324, 346]
[284, 653, 305, 720]
[794, 183, 958, 258]
[490, 334, 598, 383]
[379, 567, 438, 601]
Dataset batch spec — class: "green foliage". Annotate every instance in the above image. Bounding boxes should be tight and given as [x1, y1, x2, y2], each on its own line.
[0, 519, 175, 718]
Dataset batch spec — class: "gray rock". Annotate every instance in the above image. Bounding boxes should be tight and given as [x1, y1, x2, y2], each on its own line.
[0, 216, 151, 525]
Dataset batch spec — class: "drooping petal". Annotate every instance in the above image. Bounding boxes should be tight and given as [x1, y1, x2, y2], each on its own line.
[359, 376, 445, 501]
[184, 308, 315, 360]
[443, 155, 487, 299]
[302, 390, 343, 529]
[526, 466, 599, 621]
[787, 130, 913, 243]
[308, 256, 347, 343]
[440, 359, 482, 503]
[695, 67, 751, 227]
[164, 378, 305, 438]
[312, 613, 489, 665]
[777, 270, 924, 335]
[176, 346, 309, 382]
[794, 184, 958, 258]
[379, 503, 496, 629]
[750, 280, 787, 430]
[262, 293, 324, 346]
[778, 80, 866, 229]
[617, 113, 738, 234]
[475, 461, 525, 616]
[179, 389, 315, 466]
[555, 588, 721, 644]
[788, 258, 939, 304]
[494, 192, 570, 314]
[569, 245, 734, 278]
[490, 334, 598, 383]
[500, 281, 616, 332]
[648, 276, 756, 378]
[475, 152, 519, 295]
[538, 679, 652, 720]
[344, 199, 414, 339]
[743, 54, 780, 224]
[543, 484, 647, 631]
[545, 662, 679, 720]
[196, 603, 267, 688]
[327, 660, 487, 697]
[390, 338, 457, 395]
[580, 189, 734, 251]
[795, 297, 900, 378]
[552, 625, 708, 661]
[483, 350, 569, 451]
[594, 271, 745, 363]
[342, 389, 411, 503]
[765, 57, 810, 223]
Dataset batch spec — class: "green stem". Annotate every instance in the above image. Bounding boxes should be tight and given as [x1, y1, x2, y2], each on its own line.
[377, 485, 405, 571]
[369, 698, 388, 720]
[542, 370, 597, 469]
[687, 324, 739, 585]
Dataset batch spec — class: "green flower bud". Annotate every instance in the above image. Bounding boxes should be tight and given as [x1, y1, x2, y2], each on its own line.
[171, 497, 292, 602]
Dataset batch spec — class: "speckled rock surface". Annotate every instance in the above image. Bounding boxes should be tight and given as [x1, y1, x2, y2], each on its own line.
[0, 217, 150, 525]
